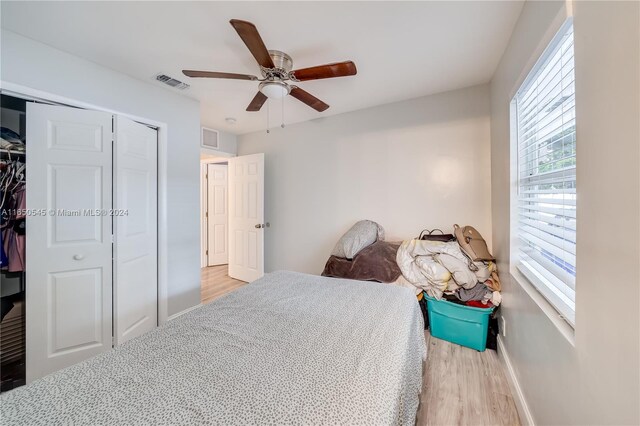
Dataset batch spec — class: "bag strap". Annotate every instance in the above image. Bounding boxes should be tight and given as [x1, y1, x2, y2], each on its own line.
[460, 246, 480, 271]
[418, 228, 446, 239]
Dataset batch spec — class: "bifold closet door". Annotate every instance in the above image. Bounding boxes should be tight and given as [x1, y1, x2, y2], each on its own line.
[113, 116, 158, 345]
[26, 103, 114, 383]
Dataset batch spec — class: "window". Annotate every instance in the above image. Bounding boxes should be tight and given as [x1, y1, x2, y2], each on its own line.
[513, 21, 576, 326]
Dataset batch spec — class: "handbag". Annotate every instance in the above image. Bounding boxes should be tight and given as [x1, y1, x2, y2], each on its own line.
[417, 228, 455, 242]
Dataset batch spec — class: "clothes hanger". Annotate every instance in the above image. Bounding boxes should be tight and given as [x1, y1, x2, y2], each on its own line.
[10, 160, 25, 186]
[0, 160, 18, 207]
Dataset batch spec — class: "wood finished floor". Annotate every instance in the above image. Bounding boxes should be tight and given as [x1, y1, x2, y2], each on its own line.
[201, 268, 520, 425]
[201, 265, 246, 304]
[417, 331, 521, 426]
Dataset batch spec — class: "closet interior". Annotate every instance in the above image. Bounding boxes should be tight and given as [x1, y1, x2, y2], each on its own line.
[1, 94, 27, 391]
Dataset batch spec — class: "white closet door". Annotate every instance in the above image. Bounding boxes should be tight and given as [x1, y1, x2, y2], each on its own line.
[113, 116, 158, 345]
[26, 103, 113, 382]
[228, 154, 264, 282]
[207, 163, 228, 266]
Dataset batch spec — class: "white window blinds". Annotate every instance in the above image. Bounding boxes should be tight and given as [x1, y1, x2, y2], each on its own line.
[514, 22, 576, 325]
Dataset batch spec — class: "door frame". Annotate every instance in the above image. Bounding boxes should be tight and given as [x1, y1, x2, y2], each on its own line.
[200, 157, 234, 268]
[1, 82, 170, 325]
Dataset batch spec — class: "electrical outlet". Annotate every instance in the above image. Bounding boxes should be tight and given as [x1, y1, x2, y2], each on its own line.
[501, 316, 507, 337]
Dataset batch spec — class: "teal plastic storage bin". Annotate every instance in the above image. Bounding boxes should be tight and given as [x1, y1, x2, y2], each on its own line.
[425, 294, 494, 351]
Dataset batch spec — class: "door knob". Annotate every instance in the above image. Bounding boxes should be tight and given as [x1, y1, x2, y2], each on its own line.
[255, 224, 262, 229]
[255, 223, 270, 229]
[73, 254, 85, 261]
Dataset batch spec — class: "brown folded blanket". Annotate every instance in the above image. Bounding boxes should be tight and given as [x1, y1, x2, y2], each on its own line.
[321, 241, 402, 283]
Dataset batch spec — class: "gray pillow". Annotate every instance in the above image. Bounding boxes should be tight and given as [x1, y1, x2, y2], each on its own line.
[331, 220, 385, 260]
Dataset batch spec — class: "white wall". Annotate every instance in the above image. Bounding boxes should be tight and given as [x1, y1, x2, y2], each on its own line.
[238, 84, 492, 274]
[1, 30, 202, 317]
[216, 130, 238, 155]
[490, 1, 639, 424]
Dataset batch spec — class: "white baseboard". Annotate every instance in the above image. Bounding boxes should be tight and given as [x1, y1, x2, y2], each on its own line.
[497, 335, 535, 426]
[167, 303, 202, 321]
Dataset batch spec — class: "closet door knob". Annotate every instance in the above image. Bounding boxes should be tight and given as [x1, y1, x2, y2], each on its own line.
[73, 254, 85, 261]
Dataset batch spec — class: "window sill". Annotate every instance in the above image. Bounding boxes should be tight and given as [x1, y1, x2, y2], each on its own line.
[509, 267, 576, 346]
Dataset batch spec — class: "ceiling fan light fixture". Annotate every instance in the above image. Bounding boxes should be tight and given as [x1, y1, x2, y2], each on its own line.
[259, 81, 290, 99]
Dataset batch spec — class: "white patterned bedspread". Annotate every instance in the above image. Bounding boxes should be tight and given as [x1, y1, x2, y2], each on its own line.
[1, 271, 426, 425]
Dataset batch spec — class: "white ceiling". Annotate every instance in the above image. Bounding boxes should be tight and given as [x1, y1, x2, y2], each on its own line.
[1, 1, 523, 134]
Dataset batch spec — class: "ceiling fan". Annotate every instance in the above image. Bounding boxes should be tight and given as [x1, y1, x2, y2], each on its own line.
[182, 19, 357, 113]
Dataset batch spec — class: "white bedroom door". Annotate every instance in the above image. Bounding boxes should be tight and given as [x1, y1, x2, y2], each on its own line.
[207, 163, 228, 266]
[228, 153, 264, 282]
[26, 103, 114, 382]
[113, 116, 158, 345]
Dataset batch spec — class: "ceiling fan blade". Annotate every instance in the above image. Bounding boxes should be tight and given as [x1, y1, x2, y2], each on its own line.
[246, 91, 268, 112]
[289, 87, 329, 112]
[182, 70, 258, 80]
[290, 61, 357, 81]
[229, 19, 275, 69]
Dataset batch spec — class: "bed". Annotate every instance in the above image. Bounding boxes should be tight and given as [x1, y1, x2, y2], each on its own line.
[1, 271, 426, 425]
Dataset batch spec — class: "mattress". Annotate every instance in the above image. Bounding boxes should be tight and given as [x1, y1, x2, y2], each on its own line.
[1, 271, 426, 425]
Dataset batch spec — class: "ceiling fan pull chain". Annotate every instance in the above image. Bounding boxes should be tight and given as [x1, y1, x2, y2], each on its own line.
[266, 98, 270, 134]
[281, 96, 285, 128]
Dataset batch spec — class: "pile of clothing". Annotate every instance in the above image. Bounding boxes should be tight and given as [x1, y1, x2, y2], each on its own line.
[396, 239, 502, 308]
[0, 128, 25, 153]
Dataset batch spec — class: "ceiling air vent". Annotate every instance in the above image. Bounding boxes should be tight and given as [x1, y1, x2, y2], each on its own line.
[155, 74, 190, 90]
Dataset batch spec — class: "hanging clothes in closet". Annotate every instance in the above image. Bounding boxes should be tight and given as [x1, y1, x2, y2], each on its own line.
[1, 153, 26, 273]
